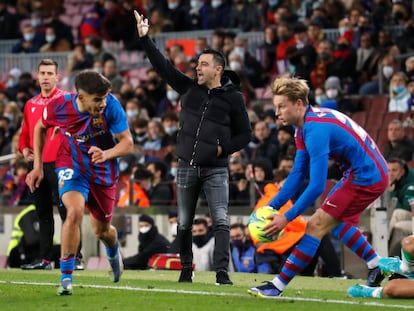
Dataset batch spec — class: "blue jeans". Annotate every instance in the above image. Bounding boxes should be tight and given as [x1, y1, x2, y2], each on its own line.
[176, 160, 230, 272]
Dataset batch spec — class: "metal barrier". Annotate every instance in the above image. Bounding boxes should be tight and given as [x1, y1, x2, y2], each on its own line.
[0, 52, 70, 74]
[0, 39, 19, 53]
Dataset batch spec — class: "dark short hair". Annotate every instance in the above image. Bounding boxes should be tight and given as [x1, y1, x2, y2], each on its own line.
[200, 48, 226, 69]
[75, 70, 111, 96]
[193, 218, 208, 227]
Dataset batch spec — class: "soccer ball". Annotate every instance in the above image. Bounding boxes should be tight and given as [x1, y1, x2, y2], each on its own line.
[248, 206, 283, 244]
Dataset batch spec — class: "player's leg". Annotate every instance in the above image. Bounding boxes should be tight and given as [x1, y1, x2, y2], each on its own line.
[58, 190, 85, 295]
[249, 209, 339, 297]
[176, 162, 202, 282]
[87, 183, 122, 282]
[328, 179, 387, 287]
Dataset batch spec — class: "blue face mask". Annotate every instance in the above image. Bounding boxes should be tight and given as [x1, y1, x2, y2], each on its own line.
[268, 0, 278, 7]
[393, 85, 406, 94]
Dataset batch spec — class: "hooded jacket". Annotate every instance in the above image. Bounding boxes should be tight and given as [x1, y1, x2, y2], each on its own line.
[140, 35, 252, 167]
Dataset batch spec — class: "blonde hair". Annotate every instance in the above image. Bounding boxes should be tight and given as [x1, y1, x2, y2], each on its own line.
[271, 77, 310, 105]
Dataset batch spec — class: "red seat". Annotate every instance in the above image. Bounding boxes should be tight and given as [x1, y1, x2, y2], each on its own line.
[359, 96, 372, 112]
[351, 111, 367, 127]
[382, 111, 401, 128]
[365, 111, 385, 130]
[376, 128, 388, 152]
[370, 95, 389, 113]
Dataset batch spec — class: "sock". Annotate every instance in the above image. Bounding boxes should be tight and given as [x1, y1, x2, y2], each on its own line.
[273, 234, 320, 291]
[106, 241, 119, 259]
[332, 222, 378, 268]
[371, 287, 383, 298]
[60, 256, 75, 283]
[401, 248, 414, 272]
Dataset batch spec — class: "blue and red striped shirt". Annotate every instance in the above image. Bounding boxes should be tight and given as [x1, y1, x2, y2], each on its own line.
[42, 92, 129, 186]
[270, 106, 388, 221]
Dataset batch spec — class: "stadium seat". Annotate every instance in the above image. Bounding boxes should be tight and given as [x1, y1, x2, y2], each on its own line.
[351, 111, 367, 127]
[382, 111, 401, 127]
[359, 96, 372, 112]
[366, 128, 379, 142]
[407, 160, 414, 168]
[365, 111, 385, 130]
[405, 127, 414, 141]
[369, 94, 389, 113]
[376, 128, 388, 151]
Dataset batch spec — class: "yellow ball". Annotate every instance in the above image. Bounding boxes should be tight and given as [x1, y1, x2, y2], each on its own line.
[248, 206, 282, 244]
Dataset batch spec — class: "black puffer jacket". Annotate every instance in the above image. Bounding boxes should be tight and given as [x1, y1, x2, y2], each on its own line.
[140, 35, 252, 167]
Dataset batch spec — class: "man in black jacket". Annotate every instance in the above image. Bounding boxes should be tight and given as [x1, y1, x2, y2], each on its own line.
[134, 12, 252, 285]
[123, 214, 170, 270]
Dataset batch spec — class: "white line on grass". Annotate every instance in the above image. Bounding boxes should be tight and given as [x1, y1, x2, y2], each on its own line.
[1, 280, 413, 310]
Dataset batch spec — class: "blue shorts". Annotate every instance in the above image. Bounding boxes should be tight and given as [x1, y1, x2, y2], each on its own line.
[56, 167, 116, 223]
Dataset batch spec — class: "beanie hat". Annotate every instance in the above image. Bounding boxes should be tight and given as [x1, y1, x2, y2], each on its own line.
[139, 214, 154, 226]
[324, 76, 341, 90]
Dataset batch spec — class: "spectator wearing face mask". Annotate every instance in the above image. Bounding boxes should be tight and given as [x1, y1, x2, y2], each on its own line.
[145, 160, 173, 206]
[201, 0, 231, 29]
[123, 214, 170, 270]
[230, 223, 272, 273]
[192, 218, 215, 271]
[388, 71, 411, 113]
[322, 76, 359, 114]
[39, 25, 71, 53]
[12, 24, 44, 53]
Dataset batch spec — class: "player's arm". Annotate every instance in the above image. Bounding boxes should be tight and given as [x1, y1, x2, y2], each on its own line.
[88, 129, 133, 164]
[284, 154, 328, 221]
[268, 149, 309, 210]
[26, 118, 48, 192]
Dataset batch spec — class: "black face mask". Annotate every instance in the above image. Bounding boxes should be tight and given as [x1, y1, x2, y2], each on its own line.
[337, 43, 349, 51]
[193, 234, 209, 248]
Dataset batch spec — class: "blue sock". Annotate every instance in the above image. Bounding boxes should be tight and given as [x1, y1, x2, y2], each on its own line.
[60, 256, 75, 282]
[277, 234, 320, 287]
[106, 241, 119, 259]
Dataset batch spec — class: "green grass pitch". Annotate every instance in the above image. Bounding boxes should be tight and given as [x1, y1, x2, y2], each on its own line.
[0, 269, 412, 310]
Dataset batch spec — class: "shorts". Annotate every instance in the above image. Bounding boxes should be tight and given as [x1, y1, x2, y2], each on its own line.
[321, 177, 388, 226]
[56, 167, 116, 223]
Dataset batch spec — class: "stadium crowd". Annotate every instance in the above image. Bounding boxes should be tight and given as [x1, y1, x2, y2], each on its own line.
[1, 0, 414, 277]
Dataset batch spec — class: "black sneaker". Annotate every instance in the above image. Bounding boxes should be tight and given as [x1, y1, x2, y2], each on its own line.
[21, 260, 52, 270]
[366, 266, 385, 287]
[178, 267, 194, 283]
[215, 271, 233, 285]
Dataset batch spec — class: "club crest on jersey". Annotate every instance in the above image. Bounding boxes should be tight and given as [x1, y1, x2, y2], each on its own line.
[92, 117, 103, 128]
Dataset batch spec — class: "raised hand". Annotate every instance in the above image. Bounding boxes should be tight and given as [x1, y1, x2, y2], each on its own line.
[134, 10, 149, 38]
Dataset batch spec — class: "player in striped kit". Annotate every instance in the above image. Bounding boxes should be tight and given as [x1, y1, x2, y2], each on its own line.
[248, 76, 389, 297]
[26, 70, 134, 295]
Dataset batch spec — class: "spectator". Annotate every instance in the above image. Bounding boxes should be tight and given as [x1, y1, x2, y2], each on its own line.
[3, 101, 22, 136]
[164, 0, 190, 31]
[117, 165, 152, 208]
[309, 39, 336, 89]
[131, 117, 149, 147]
[147, 8, 173, 39]
[383, 119, 414, 162]
[126, 97, 149, 131]
[228, 0, 261, 31]
[84, 34, 115, 65]
[145, 160, 173, 206]
[387, 158, 414, 256]
[322, 76, 359, 114]
[102, 0, 143, 50]
[102, 58, 124, 95]
[230, 223, 272, 273]
[201, 0, 232, 29]
[274, 22, 297, 76]
[145, 68, 167, 116]
[276, 125, 295, 161]
[142, 119, 164, 153]
[332, 34, 357, 93]
[355, 31, 383, 91]
[388, 71, 411, 113]
[39, 25, 71, 53]
[0, 0, 21, 39]
[79, 0, 109, 43]
[192, 218, 215, 271]
[43, 11, 74, 49]
[66, 43, 93, 77]
[307, 20, 325, 50]
[250, 120, 279, 168]
[258, 25, 278, 75]
[123, 214, 170, 269]
[6, 158, 33, 206]
[12, 24, 44, 53]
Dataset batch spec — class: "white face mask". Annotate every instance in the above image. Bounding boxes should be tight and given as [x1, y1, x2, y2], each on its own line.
[211, 0, 222, 9]
[383, 66, 394, 79]
[229, 61, 242, 71]
[167, 90, 180, 101]
[164, 125, 177, 135]
[326, 89, 338, 99]
[126, 109, 139, 118]
[170, 223, 178, 237]
[170, 167, 177, 178]
[139, 226, 151, 234]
